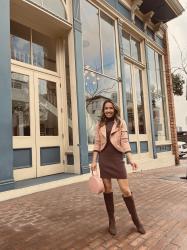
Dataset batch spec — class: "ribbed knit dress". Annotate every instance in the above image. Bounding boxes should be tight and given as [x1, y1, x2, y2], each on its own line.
[98, 118, 127, 179]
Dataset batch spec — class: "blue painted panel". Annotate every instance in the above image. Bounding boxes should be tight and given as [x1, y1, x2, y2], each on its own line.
[140, 141, 149, 153]
[156, 35, 164, 48]
[117, 1, 131, 21]
[105, 0, 116, 8]
[73, 0, 89, 174]
[135, 16, 144, 31]
[156, 145, 171, 153]
[147, 27, 155, 40]
[130, 142, 137, 154]
[13, 149, 32, 169]
[0, 0, 14, 184]
[66, 153, 74, 165]
[145, 45, 157, 159]
[40, 147, 60, 166]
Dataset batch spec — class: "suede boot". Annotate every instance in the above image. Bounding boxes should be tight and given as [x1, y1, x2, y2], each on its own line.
[103, 192, 117, 235]
[122, 194, 145, 234]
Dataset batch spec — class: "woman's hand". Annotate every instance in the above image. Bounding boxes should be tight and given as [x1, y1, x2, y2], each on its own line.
[90, 162, 97, 171]
[130, 162, 138, 171]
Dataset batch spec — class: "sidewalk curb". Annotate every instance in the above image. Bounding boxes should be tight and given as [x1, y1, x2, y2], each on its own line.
[0, 173, 90, 202]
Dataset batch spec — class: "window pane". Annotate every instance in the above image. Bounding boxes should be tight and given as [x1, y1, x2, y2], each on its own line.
[100, 12, 117, 78]
[134, 68, 146, 134]
[147, 47, 157, 93]
[84, 71, 118, 144]
[43, 0, 67, 19]
[10, 20, 31, 64]
[153, 98, 166, 141]
[131, 37, 141, 61]
[65, 40, 73, 145]
[80, 0, 102, 72]
[39, 80, 58, 136]
[124, 63, 135, 134]
[12, 72, 30, 136]
[122, 31, 130, 57]
[32, 30, 56, 71]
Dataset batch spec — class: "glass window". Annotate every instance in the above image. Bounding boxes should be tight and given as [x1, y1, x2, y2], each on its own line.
[131, 37, 141, 61]
[65, 40, 73, 145]
[124, 63, 135, 134]
[10, 21, 57, 72]
[12, 72, 30, 136]
[81, 0, 102, 72]
[122, 31, 130, 57]
[134, 68, 146, 134]
[10, 20, 31, 64]
[25, 0, 67, 19]
[100, 12, 117, 78]
[147, 46, 169, 141]
[32, 30, 56, 71]
[39, 79, 58, 136]
[43, 0, 67, 19]
[122, 31, 141, 62]
[84, 71, 119, 144]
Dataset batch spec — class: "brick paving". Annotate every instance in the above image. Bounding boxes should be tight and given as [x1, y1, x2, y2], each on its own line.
[0, 159, 187, 250]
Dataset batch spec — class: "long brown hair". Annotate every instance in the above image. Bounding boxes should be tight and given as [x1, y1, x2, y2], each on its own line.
[99, 99, 121, 128]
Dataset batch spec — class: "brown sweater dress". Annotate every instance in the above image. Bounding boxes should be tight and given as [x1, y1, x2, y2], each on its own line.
[98, 118, 127, 179]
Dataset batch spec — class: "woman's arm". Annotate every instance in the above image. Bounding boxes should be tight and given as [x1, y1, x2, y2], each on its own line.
[126, 152, 138, 171]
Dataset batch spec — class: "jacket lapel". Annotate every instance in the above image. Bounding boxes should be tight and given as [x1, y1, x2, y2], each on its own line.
[100, 125, 106, 137]
[110, 120, 119, 134]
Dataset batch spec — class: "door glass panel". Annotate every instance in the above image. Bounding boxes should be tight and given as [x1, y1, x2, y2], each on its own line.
[39, 79, 58, 136]
[134, 68, 146, 134]
[124, 63, 135, 134]
[12, 72, 30, 136]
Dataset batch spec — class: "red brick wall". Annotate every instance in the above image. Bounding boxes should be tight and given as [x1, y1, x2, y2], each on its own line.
[163, 29, 179, 165]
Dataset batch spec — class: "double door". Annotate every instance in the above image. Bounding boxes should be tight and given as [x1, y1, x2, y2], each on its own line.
[12, 65, 64, 180]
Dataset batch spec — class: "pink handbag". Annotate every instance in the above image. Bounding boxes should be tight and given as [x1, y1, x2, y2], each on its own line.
[88, 170, 105, 194]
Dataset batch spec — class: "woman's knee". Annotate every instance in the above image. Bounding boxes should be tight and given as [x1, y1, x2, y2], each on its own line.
[102, 179, 112, 193]
[121, 188, 131, 197]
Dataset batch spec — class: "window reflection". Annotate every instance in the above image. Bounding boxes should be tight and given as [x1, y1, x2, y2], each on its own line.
[10, 20, 56, 72]
[65, 39, 73, 145]
[10, 21, 31, 64]
[81, 0, 102, 72]
[100, 12, 117, 78]
[122, 31, 141, 62]
[124, 63, 135, 134]
[84, 71, 118, 144]
[147, 46, 169, 141]
[134, 68, 146, 134]
[32, 30, 56, 71]
[12, 72, 30, 136]
[39, 80, 58, 136]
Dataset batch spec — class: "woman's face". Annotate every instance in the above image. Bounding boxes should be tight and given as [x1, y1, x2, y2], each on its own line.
[104, 102, 115, 118]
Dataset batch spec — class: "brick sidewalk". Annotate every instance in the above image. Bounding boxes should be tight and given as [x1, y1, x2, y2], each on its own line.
[0, 160, 187, 250]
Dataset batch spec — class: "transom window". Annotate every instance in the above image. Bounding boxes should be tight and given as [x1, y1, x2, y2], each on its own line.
[122, 31, 141, 62]
[25, 0, 67, 20]
[10, 20, 56, 71]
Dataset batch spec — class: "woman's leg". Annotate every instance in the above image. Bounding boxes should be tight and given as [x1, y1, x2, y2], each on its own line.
[102, 178, 116, 235]
[117, 179, 145, 234]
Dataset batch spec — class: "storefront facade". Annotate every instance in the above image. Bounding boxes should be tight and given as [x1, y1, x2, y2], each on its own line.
[0, 0, 184, 188]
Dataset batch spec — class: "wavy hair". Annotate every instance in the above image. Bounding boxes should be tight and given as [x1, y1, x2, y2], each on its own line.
[99, 99, 121, 128]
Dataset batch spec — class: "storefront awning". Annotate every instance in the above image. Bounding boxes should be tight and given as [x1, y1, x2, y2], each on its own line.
[139, 0, 184, 23]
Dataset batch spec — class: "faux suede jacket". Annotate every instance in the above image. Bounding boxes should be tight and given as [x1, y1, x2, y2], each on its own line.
[93, 119, 131, 153]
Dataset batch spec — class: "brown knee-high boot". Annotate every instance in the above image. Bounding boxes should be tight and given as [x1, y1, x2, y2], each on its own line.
[103, 192, 117, 235]
[122, 194, 145, 234]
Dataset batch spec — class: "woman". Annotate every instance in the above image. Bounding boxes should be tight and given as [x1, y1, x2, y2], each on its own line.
[91, 99, 145, 236]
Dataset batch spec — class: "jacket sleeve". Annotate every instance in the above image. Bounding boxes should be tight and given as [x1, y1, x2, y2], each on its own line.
[93, 122, 101, 152]
[121, 120, 131, 153]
